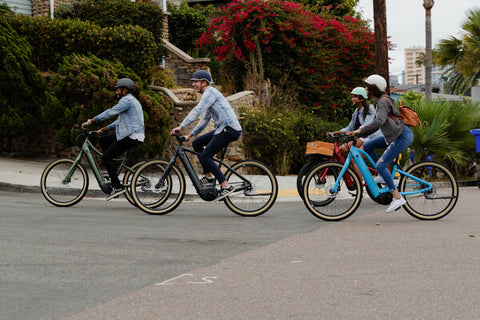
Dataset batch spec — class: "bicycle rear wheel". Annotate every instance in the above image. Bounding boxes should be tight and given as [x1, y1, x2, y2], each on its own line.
[399, 161, 458, 220]
[131, 160, 186, 215]
[302, 161, 362, 221]
[224, 160, 278, 216]
[40, 158, 89, 207]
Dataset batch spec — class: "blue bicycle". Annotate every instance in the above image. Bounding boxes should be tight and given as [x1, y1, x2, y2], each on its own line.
[302, 137, 459, 221]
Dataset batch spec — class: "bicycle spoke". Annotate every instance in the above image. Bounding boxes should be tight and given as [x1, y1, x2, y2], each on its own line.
[224, 160, 278, 216]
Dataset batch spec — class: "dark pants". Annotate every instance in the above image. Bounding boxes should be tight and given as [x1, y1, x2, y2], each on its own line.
[100, 133, 141, 189]
[192, 127, 241, 184]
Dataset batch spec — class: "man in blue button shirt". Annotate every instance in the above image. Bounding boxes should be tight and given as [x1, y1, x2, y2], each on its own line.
[81, 78, 145, 200]
[171, 70, 242, 200]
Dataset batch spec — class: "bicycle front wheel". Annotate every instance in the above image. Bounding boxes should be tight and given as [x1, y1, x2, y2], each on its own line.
[296, 159, 321, 200]
[40, 158, 89, 207]
[123, 161, 146, 207]
[302, 161, 362, 221]
[399, 161, 458, 220]
[131, 160, 186, 215]
[224, 160, 278, 216]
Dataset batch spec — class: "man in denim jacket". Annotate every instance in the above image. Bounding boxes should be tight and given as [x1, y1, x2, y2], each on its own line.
[171, 70, 242, 200]
[81, 78, 145, 200]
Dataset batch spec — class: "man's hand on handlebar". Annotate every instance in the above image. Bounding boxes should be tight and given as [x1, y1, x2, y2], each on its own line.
[184, 133, 193, 142]
[170, 126, 183, 136]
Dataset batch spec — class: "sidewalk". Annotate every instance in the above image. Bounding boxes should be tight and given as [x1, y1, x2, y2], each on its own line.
[0, 156, 300, 201]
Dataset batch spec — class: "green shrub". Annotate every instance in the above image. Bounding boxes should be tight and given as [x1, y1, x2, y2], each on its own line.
[5, 13, 163, 79]
[44, 53, 172, 159]
[167, 2, 213, 54]
[240, 106, 341, 174]
[0, 18, 47, 152]
[55, 0, 166, 43]
[406, 97, 480, 176]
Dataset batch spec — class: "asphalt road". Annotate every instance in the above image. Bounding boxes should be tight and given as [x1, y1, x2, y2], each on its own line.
[1, 188, 479, 320]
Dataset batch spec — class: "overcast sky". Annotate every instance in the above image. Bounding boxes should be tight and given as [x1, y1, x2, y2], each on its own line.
[355, 0, 480, 80]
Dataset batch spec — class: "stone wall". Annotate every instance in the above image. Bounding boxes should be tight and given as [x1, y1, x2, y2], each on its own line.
[163, 41, 210, 87]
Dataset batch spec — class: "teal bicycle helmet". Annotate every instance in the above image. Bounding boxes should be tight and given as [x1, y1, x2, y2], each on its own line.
[350, 87, 368, 99]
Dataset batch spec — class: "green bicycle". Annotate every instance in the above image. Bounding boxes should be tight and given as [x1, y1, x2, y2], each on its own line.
[40, 131, 143, 207]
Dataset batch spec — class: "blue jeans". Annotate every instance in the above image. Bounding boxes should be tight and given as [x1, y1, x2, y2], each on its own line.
[192, 127, 241, 184]
[363, 126, 413, 191]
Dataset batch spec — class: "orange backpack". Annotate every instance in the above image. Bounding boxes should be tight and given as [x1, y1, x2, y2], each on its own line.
[389, 98, 423, 129]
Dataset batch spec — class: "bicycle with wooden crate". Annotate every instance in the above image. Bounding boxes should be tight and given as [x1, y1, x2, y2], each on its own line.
[296, 134, 389, 204]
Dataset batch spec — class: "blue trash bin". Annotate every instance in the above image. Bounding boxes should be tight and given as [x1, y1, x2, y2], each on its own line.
[470, 129, 480, 152]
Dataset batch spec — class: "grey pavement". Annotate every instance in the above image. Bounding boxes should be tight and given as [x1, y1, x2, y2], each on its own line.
[60, 188, 480, 320]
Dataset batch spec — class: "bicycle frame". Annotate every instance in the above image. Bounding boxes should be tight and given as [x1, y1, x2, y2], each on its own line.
[332, 144, 433, 198]
[63, 134, 133, 189]
[156, 138, 251, 194]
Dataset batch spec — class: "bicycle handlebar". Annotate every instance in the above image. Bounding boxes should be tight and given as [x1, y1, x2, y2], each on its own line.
[171, 130, 186, 142]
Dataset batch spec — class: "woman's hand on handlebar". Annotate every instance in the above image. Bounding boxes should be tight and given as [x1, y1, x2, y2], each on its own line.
[346, 129, 361, 138]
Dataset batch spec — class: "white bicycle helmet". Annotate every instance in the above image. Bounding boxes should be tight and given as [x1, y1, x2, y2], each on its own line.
[364, 74, 387, 91]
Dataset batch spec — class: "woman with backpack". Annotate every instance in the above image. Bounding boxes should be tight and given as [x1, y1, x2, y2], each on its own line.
[348, 74, 414, 213]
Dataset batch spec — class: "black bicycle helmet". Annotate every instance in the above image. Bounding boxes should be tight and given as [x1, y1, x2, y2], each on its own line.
[190, 70, 212, 84]
[115, 78, 135, 90]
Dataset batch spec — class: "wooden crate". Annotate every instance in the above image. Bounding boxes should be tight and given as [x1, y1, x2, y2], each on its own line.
[305, 141, 334, 156]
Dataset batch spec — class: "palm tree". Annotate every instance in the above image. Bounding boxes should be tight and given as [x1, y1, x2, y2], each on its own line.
[373, 0, 389, 92]
[434, 8, 480, 95]
[423, 0, 434, 100]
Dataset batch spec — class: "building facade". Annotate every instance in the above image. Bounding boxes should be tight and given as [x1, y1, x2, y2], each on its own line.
[404, 46, 444, 86]
[404, 46, 425, 85]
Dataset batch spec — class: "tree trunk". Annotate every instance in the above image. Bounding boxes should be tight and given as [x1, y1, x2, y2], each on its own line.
[373, 0, 389, 93]
[424, 0, 434, 100]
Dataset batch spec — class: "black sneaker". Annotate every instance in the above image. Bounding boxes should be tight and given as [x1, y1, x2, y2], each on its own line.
[200, 176, 215, 186]
[216, 185, 235, 201]
[106, 187, 125, 201]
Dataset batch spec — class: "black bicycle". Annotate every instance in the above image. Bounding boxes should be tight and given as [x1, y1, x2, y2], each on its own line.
[130, 133, 278, 216]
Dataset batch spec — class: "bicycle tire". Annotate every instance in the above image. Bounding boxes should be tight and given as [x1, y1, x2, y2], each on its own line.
[131, 160, 186, 215]
[123, 161, 146, 207]
[304, 162, 340, 207]
[224, 160, 278, 216]
[398, 161, 458, 220]
[296, 159, 322, 200]
[40, 158, 89, 207]
[302, 161, 362, 221]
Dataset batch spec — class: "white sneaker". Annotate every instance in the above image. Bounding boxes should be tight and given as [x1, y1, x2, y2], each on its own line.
[386, 196, 406, 212]
[106, 187, 125, 201]
[374, 175, 385, 184]
[216, 185, 235, 201]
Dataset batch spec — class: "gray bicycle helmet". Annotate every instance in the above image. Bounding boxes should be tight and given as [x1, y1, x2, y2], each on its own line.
[115, 78, 135, 90]
[190, 70, 212, 84]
